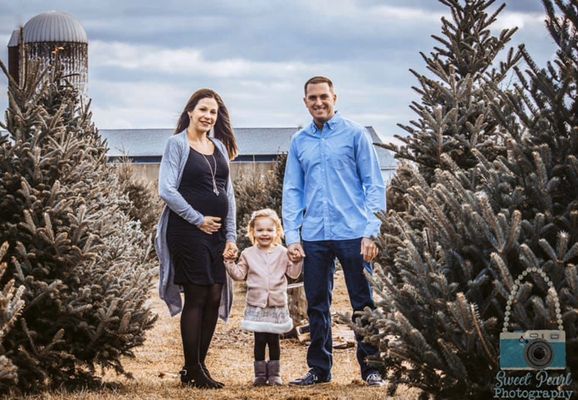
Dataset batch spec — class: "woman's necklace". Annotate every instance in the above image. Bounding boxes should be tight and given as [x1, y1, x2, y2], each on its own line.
[188, 132, 219, 196]
[201, 153, 219, 196]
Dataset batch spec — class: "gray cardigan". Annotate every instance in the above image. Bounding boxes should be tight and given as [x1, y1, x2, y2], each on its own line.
[155, 130, 237, 319]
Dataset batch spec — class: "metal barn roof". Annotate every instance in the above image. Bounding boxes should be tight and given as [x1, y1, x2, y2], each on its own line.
[8, 11, 88, 45]
[99, 127, 396, 169]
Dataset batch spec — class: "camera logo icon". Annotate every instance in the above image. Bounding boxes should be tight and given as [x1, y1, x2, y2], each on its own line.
[500, 330, 566, 370]
[499, 267, 566, 371]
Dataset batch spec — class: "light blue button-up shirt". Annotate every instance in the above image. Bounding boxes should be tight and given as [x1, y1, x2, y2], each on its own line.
[282, 112, 386, 245]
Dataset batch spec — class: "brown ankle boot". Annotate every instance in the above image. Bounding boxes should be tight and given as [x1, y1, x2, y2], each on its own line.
[267, 360, 283, 385]
[253, 360, 268, 386]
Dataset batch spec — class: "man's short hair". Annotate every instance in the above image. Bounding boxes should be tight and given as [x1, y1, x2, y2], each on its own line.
[304, 76, 334, 94]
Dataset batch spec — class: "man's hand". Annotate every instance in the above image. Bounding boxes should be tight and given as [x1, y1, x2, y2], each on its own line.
[199, 216, 221, 234]
[288, 243, 306, 263]
[223, 241, 238, 260]
[361, 238, 379, 262]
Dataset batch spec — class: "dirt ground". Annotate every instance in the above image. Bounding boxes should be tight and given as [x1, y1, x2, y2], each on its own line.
[12, 270, 420, 400]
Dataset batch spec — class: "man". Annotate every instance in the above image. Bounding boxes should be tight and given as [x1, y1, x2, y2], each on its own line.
[283, 76, 386, 386]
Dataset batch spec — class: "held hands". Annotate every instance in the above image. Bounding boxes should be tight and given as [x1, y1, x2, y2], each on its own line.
[361, 237, 379, 262]
[223, 241, 238, 261]
[289, 240, 377, 262]
[288, 243, 306, 263]
[199, 216, 222, 234]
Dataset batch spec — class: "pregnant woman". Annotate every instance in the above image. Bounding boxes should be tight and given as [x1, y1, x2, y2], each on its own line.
[156, 88, 239, 389]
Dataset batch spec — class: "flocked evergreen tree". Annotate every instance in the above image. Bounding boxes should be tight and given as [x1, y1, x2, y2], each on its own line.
[486, 0, 578, 380]
[350, 0, 578, 399]
[376, 0, 522, 274]
[0, 242, 25, 390]
[382, 0, 521, 184]
[113, 158, 162, 248]
[0, 55, 157, 392]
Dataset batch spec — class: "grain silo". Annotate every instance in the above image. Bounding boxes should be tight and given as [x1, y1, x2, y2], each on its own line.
[7, 11, 88, 93]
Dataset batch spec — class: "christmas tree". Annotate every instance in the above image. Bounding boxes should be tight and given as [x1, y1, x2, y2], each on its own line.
[382, 0, 521, 183]
[113, 158, 162, 251]
[352, 0, 578, 398]
[0, 56, 157, 392]
[0, 242, 25, 390]
[376, 0, 522, 278]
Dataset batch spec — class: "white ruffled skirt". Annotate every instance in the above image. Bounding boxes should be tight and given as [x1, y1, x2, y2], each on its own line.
[241, 305, 293, 334]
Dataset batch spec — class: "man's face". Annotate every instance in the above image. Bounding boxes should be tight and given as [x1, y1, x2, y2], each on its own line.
[304, 82, 337, 126]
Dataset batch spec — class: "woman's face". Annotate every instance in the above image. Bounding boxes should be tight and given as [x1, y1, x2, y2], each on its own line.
[188, 97, 219, 133]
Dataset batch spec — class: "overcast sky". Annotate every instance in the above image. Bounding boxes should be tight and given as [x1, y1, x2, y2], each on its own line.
[0, 0, 556, 142]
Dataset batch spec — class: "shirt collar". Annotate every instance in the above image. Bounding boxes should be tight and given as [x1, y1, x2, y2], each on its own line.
[307, 111, 341, 135]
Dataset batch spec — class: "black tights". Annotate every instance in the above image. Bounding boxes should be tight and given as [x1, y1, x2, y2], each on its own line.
[254, 332, 280, 361]
[181, 283, 222, 368]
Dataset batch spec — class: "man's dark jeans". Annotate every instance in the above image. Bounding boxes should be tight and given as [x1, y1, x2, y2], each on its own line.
[302, 238, 378, 379]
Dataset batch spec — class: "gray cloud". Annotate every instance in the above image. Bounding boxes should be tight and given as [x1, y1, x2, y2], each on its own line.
[0, 0, 557, 142]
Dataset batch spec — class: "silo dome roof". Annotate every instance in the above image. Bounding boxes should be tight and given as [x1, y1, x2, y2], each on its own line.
[22, 11, 87, 43]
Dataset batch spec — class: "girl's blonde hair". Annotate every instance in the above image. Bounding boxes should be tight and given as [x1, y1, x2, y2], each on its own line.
[247, 208, 284, 246]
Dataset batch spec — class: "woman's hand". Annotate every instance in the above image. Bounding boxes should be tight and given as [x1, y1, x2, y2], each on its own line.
[223, 241, 238, 260]
[199, 216, 222, 234]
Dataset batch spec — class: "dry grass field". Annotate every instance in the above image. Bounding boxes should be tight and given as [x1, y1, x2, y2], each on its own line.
[9, 270, 420, 400]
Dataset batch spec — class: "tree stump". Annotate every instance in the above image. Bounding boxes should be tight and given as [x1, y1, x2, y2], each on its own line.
[287, 281, 308, 338]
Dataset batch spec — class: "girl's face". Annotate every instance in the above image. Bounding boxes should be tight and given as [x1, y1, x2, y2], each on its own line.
[188, 97, 218, 134]
[253, 217, 277, 249]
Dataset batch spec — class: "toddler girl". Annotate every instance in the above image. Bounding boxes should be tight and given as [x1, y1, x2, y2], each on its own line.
[224, 208, 302, 386]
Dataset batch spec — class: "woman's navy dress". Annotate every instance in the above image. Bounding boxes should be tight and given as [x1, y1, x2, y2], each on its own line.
[166, 145, 229, 286]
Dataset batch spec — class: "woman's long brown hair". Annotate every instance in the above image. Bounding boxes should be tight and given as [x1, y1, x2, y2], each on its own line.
[175, 89, 238, 159]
